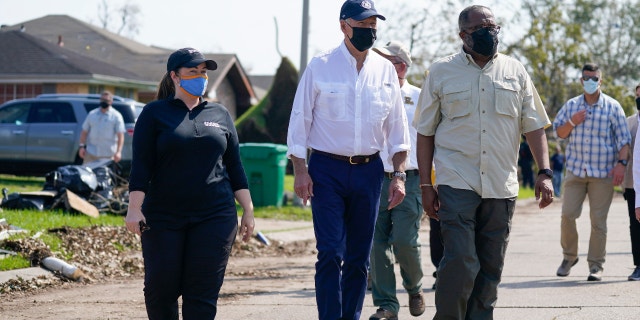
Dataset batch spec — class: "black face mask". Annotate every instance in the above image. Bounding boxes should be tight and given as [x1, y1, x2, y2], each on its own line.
[99, 101, 109, 109]
[347, 23, 376, 52]
[636, 97, 640, 111]
[469, 27, 499, 57]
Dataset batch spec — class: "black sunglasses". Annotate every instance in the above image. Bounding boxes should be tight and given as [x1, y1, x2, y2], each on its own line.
[465, 25, 501, 35]
[582, 75, 599, 82]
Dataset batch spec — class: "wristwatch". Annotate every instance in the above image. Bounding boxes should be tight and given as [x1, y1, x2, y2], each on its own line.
[537, 169, 553, 179]
[618, 159, 628, 166]
[391, 171, 407, 182]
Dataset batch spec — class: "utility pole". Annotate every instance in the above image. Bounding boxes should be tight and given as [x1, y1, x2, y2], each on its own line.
[300, 0, 309, 79]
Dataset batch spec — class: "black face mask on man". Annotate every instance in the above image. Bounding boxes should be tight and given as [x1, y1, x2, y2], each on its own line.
[468, 27, 499, 57]
[99, 101, 110, 109]
[347, 23, 376, 52]
[635, 97, 640, 111]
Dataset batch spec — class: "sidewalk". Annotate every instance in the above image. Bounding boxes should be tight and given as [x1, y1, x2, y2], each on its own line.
[1, 195, 638, 319]
[219, 194, 640, 320]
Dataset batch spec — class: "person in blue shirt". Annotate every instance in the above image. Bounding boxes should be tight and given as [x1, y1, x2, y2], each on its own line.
[553, 62, 631, 282]
[550, 144, 565, 197]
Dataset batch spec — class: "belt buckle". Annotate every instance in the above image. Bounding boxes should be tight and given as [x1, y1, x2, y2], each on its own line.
[349, 155, 370, 164]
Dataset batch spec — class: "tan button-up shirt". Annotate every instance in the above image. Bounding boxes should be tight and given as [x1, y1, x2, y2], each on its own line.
[413, 49, 550, 198]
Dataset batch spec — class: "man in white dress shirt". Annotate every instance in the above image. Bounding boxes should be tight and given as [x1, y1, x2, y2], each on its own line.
[286, 1, 410, 319]
[368, 40, 426, 320]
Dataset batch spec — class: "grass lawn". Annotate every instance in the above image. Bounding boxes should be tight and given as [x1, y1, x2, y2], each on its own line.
[0, 173, 535, 271]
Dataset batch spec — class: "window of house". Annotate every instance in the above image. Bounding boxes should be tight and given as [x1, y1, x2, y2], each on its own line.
[0, 84, 43, 104]
[114, 88, 134, 99]
[88, 85, 105, 94]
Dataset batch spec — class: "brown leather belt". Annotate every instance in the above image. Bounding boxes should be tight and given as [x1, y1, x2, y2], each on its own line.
[312, 149, 380, 165]
[385, 169, 419, 179]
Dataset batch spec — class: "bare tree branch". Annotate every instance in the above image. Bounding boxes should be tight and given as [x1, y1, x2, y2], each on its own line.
[97, 0, 110, 29]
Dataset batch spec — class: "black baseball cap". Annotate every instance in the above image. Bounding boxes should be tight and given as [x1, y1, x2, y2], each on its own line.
[340, 0, 385, 21]
[166, 48, 217, 72]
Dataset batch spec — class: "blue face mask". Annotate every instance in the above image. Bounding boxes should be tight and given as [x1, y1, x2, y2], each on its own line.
[179, 74, 208, 97]
[583, 79, 599, 95]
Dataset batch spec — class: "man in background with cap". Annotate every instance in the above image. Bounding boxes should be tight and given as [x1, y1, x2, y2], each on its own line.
[286, 1, 410, 319]
[368, 40, 426, 320]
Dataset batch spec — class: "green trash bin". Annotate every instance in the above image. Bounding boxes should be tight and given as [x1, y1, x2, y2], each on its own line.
[239, 143, 288, 207]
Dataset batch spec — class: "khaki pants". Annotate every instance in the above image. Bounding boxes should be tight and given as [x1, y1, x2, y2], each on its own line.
[82, 151, 112, 164]
[560, 171, 613, 270]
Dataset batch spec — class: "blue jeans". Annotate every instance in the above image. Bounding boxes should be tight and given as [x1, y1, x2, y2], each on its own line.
[308, 152, 383, 320]
[141, 209, 238, 320]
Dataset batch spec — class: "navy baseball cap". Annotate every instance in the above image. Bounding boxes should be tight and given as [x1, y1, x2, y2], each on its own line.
[340, 0, 386, 21]
[167, 48, 217, 72]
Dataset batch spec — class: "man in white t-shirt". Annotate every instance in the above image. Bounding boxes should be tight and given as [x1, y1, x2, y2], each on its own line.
[78, 91, 125, 164]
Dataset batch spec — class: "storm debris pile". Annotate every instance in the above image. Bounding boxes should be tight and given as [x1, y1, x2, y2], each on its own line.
[1, 224, 315, 297]
[1, 225, 143, 297]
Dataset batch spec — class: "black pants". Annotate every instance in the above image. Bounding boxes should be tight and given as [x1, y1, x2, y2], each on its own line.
[430, 217, 444, 268]
[141, 209, 238, 320]
[434, 185, 515, 320]
[623, 189, 640, 266]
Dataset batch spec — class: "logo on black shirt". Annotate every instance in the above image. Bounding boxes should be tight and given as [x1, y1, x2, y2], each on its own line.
[204, 121, 221, 128]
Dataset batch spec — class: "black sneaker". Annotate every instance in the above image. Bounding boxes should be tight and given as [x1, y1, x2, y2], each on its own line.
[556, 258, 579, 277]
[628, 266, 640, 281]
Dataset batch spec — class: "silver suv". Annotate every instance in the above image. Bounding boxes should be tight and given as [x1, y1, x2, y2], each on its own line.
[0, 94, 144, 176]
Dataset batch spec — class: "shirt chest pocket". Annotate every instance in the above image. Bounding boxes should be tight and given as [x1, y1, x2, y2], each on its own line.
[315, 83, 348, 121]
[494, 79, 521, 118]
[441, 83, 471, 120]
[367, 84, 393, 123]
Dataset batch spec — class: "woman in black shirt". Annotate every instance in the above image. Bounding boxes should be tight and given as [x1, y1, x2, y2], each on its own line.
[125, 48, 255, 319]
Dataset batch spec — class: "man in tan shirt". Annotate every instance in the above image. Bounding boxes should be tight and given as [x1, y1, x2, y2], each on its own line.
[413, 5, 554, 319]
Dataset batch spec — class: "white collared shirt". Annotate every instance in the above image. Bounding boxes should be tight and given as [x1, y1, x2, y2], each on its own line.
[82, 107, 125, 157]
[380, 80, 420, 172]
[286, 41, 410, 160]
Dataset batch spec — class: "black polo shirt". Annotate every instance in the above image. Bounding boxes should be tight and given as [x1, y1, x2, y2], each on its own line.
[129, 97, 248, 216]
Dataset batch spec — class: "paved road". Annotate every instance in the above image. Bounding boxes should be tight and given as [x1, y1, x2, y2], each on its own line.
[2, 194, 639, 319]
[219, 194, 640, 320]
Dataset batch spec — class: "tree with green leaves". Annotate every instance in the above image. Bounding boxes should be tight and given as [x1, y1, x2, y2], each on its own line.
[504, 0, 587, 118]
[510, 0, 640, 117]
